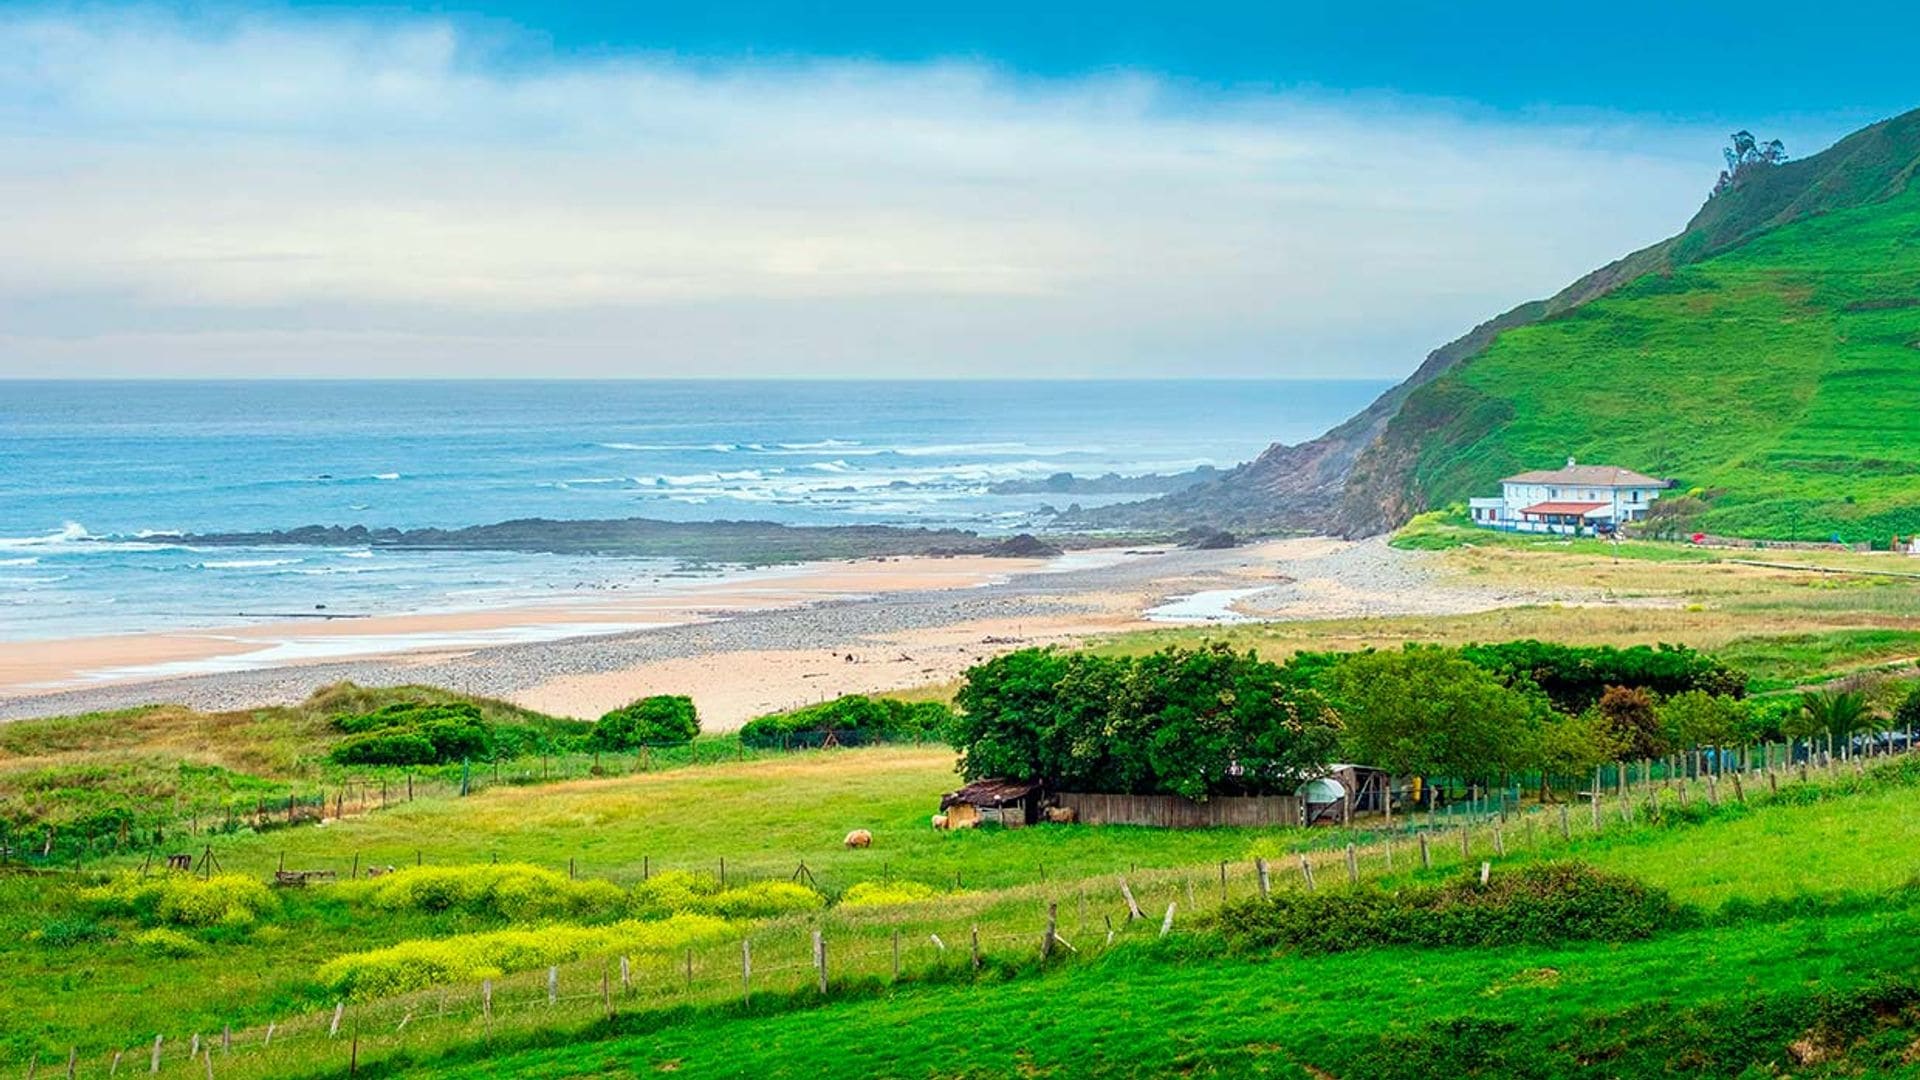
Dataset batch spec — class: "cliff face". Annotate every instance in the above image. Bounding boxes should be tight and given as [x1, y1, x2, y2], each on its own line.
[1091, 107, 1920, 538]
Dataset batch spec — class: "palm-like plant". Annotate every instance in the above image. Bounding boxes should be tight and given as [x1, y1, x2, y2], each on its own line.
[1800, 689, 1872, 746]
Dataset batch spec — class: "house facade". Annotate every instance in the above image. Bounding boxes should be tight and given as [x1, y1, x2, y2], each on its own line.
[1468, 458, 1669, 536]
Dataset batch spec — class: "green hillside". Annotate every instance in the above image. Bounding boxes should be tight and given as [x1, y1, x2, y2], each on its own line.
[1352, 174, 1920, 542]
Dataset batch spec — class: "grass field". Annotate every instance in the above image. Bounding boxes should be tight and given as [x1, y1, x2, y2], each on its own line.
[1356, 182, 1920, 542]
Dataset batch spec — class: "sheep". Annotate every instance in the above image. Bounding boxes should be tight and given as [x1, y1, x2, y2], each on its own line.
[930, 814, 950, 830]
[843, 829, 873, 849]
[1042, 806, 1078, 824]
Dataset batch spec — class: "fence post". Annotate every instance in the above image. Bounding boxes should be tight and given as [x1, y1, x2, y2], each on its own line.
[1119, 879, 1144, 920]
[603, 968, 613, 1018]
[149, 1037, 162, 1075]
[482, 979, 492, 1021]
[1479, 861, 1491, 887]
[892, 929, 901, 981]
[1218, 861, 1228, 904]
[1298, 854, 1316, 891]
[1254, 857, 1270, 898]
[329, 1002, 343, 1038]
[1159, 901, 1176, 938]
[1418, 832, 1431, 869]
[1459, 826, 1470, 860]
[1042, 902, 1058, 959]
[1345, 844, 1359, 885]
[815, 929, 829, 993]
[620, 955, 631, 994]
[970, 925, 982, 971]
[741, 939, 752, 1006]
[1559, 803, 1570, 841]
[547, 966, 558, 1005]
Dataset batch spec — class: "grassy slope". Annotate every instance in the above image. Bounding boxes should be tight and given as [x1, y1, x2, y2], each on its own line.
[380, 766, 1920, 1079]
[1394, 184, 1920, 541]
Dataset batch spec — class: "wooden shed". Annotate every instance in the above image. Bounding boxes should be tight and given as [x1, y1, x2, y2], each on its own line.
[940, 778, 1043, 828]
[1299, 764, 1394, 826]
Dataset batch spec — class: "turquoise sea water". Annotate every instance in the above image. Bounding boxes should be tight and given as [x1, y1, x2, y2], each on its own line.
[0, 380, 1388, 640]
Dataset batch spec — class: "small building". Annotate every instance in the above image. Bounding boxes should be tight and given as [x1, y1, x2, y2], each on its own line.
[940, 778, 1043, 828]
[1468, 458, 1670, 537]
[1299, 764, 1395, 825]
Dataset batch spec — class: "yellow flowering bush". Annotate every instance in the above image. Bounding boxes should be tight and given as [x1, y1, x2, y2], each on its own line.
[346, 863, 628, 921]
[83, 873, 275, 928]
[316, 913, 734, 998]
[838, 880, 938, 908]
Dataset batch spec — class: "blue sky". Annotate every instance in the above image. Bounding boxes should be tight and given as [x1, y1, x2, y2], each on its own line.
[0, 2, 1911, 379]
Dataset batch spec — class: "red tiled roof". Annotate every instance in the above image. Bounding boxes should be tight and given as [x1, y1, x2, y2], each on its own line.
[1520, 501, 1609, 516]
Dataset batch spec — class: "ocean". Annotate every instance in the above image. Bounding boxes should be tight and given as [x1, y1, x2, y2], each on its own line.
[0, 380, 1389, 642]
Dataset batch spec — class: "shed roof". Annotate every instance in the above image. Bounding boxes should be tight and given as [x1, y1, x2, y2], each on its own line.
[940, 778, 1042, 811]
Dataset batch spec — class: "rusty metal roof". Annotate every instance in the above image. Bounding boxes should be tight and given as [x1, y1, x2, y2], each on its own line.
[940, 778, 1042, 810]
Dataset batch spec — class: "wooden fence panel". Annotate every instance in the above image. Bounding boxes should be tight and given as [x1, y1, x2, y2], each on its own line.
[1056, 792, 1301, 828]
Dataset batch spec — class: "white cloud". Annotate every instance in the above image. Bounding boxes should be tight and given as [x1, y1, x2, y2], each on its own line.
[0, 7, 1744, 377]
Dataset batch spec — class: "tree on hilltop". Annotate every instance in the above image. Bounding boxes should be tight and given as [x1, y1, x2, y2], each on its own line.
[1713, 130, 1788, 196]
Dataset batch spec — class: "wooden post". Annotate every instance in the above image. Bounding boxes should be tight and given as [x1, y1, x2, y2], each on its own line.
[1298, 854, 1316, 890]
[892, 929, 901, 981]
[350, 852, 358, 880]
[1218, 860, 1228, 904]
[970, 925, 981, 971]
[1419, 832, 1431, 869]
[149, 1037, 162, 1075]
[1706, 774, 1719, 806]
[1345, 843, 1359, 886]
[349, 1032, 358, 1077]
[547, 965, 558, 1005]
[1559, 803, 1570, 841]
[329, 1002, 344, 1038]
[110, 1051, 122, 1077]
[1459, 826, 1470, 860]
[1492, 824, 1505, 857]
[482, 980, 492, 1021]
[1254, 857, 1270, 898]
[1042, 902, 1059, 958]
[264, 1023, 274, 1048]
[1479, 861, 1491, 887]
[685, 948, 694, 991]
[620, 955, 631, 993]
[741, 939, 752, 1005]
[1160, 901, 1176, 938]
[1731, 772, 1745, 803]
[1768, 770, 1778, 795]
[1120, 879, 1144, 920]
[221, 1026, 229, 1055]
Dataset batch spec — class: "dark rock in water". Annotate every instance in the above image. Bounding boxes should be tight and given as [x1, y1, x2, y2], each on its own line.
[987, 533, 1064, 558]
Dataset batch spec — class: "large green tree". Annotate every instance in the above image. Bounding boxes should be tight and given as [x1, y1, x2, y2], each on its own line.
[1327, 647, 1545, 785]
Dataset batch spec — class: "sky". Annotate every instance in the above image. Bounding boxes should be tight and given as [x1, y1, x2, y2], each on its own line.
[0, 1, 1913, 380]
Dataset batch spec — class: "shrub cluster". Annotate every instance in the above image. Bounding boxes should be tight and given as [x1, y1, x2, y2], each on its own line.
[950, 646, 1339, 799]
[1456, 640, 1746, 712]
[589, 695, 699, 750]
[630, 870, 825, 920]
[82, 872, 276, 928]
[839, 880, 938, 908]
[739, 695, 952, 749]
[133, 927, 206, 957]
[329, 702, 496, 766]
[317, 914, 735, 999]
[1209, 862, 1690, 955]
[346, 863, 628, 922]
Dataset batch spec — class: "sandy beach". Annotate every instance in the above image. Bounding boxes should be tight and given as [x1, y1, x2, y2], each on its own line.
[0, 538, 1582, 728]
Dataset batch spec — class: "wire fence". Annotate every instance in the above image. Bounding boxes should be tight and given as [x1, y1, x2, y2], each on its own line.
[16, 736, 1916, 1078]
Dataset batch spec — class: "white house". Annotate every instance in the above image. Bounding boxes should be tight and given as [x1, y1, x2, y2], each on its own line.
[1468, 458, 1669, 536]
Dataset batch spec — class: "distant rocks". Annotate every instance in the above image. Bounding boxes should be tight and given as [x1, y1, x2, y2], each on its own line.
[986, 533, 1065, 558]
[994, 466, 1218, 497]
[1176, 527, 1240, 550]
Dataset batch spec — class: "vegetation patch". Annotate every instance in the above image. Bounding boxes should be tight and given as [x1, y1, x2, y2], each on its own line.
[588, 696, 700, 750]
[1209, 863, 1690, 954]
[346, 863, 629, 922]
[630, 871, 824, 920]
[81, 872, 276, 928]
[316, 914, 735, 999]
[839, 881, 939, 908]
[740, 695, 952, 749]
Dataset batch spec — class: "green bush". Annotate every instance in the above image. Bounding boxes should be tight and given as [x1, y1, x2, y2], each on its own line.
[839, 880, 938, 908]
[347, 863, 627, 922]
[82, 873, 276, 928]
[316, 914, 734, 999]
[30, 917, 114, 947]
[328, 701, 500, 765]
[1210, 862, 1690, 954]
[629, 870, 825, 920]
[739, 695, 952, 749]
[590, 695, 699, 750]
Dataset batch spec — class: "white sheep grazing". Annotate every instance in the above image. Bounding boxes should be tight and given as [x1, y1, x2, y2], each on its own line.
[843, 828, 874, 849]
[930, 814, 949, 830]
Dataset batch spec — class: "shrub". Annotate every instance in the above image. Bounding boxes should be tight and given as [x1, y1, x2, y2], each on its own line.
[328, 701, 497, 765]
[347, 863, 628, 922]
[1210, 862, 1690, 954]
[133, 927, 206, 958]
[740, 695, 952, 749]
[839, 881, 938, 908]
[702, 881, 825, 920]
[590, 695, 699, 750]
[83, 873, 276, 928]
[629, 870, 825, 920]
[317, 914, 734, 999]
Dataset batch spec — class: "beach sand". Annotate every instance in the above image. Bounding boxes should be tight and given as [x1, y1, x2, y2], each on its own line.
[0, 538, 1586, 726]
